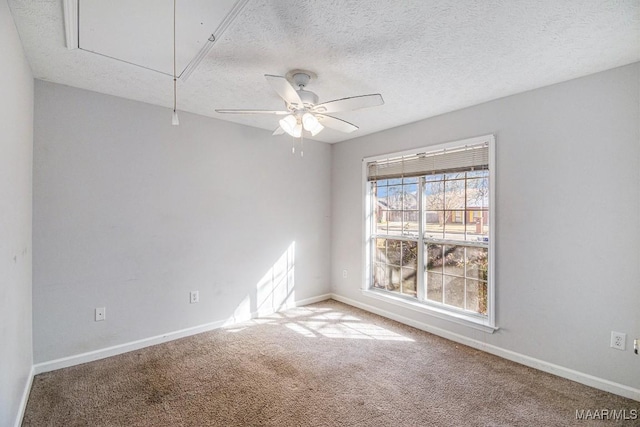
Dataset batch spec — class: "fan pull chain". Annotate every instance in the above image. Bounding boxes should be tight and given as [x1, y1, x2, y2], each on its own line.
[291, 136, 295, 154]
[300, 134, 304, 157]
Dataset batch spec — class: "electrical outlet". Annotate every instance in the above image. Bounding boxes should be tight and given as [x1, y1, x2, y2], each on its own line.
[190, 291, 199, 304]
[95, 307, 106, 321]
[342, 269, 348, 278]
[611, 331, 626, 350]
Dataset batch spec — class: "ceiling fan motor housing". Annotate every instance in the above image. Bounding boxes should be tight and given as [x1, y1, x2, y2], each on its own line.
[297, 89, 318, 107]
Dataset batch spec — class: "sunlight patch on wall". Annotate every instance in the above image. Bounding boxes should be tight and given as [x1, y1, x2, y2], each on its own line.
[224, 242, 295, 326]
[256, 241, 295, 316]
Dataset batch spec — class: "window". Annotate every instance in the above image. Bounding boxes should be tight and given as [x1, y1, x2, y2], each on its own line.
[363, 135, 495, 331]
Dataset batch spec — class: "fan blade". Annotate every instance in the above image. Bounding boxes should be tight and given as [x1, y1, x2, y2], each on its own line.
[313, 94, 384, 114]
[265, 74, 303, 106]
[272, 127, 285, 136]
[215, 109, 289, 115]
[316, 114, 359, 133]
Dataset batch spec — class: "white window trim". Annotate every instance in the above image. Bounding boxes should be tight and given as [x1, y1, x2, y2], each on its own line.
[362, 134, 497, 332]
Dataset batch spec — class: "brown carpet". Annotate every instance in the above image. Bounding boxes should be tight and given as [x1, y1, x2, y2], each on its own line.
[23, 299, 638, 426]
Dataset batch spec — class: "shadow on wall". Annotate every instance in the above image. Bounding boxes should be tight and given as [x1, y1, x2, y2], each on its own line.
[225, 242, 296, 325]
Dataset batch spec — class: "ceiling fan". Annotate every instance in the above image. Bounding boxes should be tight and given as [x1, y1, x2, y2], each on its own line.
[215, 70, 384, 137]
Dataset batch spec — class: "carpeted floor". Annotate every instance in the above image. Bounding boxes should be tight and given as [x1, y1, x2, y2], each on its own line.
[23, 299, 638, 426]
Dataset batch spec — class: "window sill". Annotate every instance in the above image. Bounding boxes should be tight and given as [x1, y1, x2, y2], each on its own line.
[362, 289, 498, 334]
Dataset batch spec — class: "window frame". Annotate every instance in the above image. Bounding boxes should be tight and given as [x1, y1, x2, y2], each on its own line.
[362, 135, 497, 332]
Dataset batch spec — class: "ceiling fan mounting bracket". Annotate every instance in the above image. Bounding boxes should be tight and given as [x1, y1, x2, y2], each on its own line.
[286, 69, 317, 89]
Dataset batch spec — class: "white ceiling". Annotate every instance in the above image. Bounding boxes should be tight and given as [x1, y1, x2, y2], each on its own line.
[8, 0, 640, 143]
[77, 0, 240, 77]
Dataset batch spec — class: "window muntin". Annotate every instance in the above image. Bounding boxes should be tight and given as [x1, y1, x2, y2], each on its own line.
[365, 137, 494, 326]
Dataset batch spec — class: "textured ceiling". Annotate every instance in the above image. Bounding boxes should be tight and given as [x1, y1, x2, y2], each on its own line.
[8, 0, 640, 143]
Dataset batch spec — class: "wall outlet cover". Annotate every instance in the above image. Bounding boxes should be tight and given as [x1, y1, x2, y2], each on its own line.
[611, 331, 626, 350]
[190, 291, 199, 304]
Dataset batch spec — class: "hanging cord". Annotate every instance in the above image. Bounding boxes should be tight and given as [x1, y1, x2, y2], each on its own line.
[300, 133, 304, 157]
[172, 0, 178, 123]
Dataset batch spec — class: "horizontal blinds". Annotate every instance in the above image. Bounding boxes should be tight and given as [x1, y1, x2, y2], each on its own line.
[367, 142, 488, 181]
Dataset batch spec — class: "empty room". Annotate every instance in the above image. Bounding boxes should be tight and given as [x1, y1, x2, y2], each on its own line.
[2, 0, 639, 425]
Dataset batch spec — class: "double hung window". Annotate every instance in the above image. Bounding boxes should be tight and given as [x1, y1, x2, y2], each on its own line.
[364, 135, 495, 330]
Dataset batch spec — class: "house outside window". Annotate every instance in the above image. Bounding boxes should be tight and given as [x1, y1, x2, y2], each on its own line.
[363, 135, 496, 331]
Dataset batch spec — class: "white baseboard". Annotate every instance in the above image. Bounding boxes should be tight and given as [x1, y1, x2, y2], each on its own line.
[33, 320, 227, 375]
[33, 293, 332, 375]
[330, 293, 640, 402]
[14, 365, 35, 427]
[292, 293, 332, 307]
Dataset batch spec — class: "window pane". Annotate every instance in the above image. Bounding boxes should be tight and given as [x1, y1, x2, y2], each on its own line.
[403, 177, 418, 184]
[444, 179, 465, 209]
[404, 211, 419, 235]
[465, 210, 488, 241]
[386, 239, 402, 265]
[387, 211, 403, 235]
[443, 210, 465, 241]
[403, 183, 418, 209]
[443, 275, 465, 309]
[442, 210, 464, 225]
[444, 245, 464, 276]
[401, 240, 418, 267]
[375, 210, 388, 235]
[374, 239, 387, 263]
[467, 177, 489, 208]
[387, 185, 403, 209]
[387, 265, 401, 292]
[466, 247, 488, 281]
[424, 211, 444, 239]
[388, 178, 402, 185]
[424, 180, 444, 210]
[373, 237, 419, 298]
[373, 263, 390, 290]
[425, 243, 443, 273]
[402, 267, 417, 297]
[376, 187, 388, 206]
[426, 271, 443, 302]
[466, 280, 488, 315]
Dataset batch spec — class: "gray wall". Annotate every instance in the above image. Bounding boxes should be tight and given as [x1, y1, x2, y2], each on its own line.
[331, 63, 640, 390]
[27, 58, 640, 394]
[0, 0, 33, 424]
[33, 81, 331, 363]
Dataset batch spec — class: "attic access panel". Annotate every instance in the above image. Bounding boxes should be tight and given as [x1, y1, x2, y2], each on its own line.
[77, 0, 239, 76]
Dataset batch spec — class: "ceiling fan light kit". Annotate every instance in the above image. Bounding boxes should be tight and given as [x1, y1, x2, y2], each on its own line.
[302, 112, 323, 136]
[279, 114, 300, 137]
[216, 69, 384, 139]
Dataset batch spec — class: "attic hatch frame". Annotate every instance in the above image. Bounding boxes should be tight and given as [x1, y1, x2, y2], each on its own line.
[62, 0, 249, 81]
